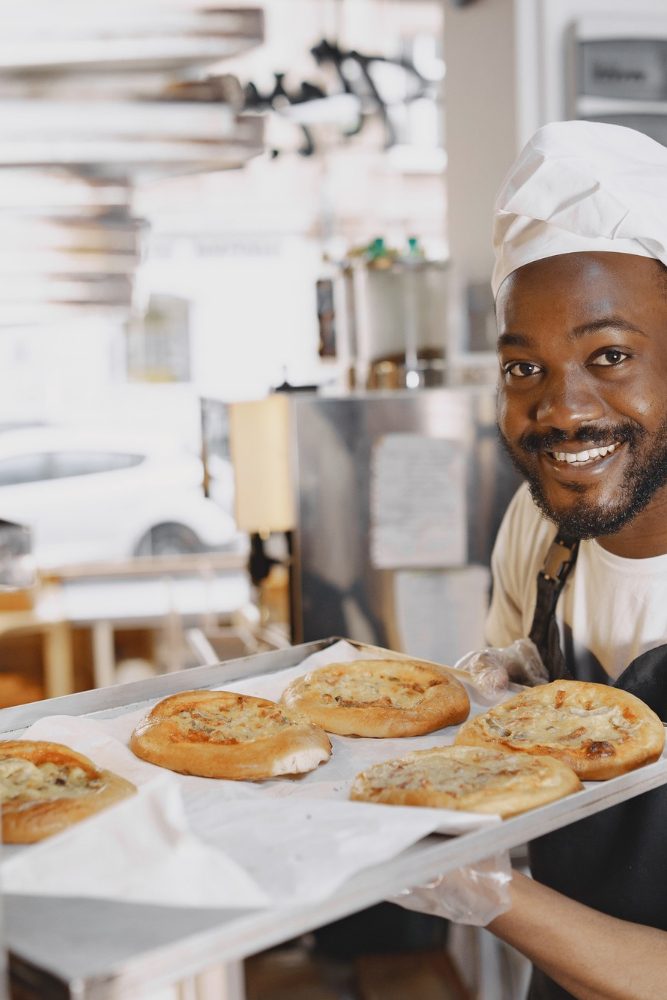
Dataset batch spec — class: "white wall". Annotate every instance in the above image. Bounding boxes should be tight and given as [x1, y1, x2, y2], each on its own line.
[443, 0, 518, 289]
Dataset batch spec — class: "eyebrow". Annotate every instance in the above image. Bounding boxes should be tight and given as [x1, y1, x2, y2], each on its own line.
[570, 316, 647, 339]
[497, 315, 647, 350]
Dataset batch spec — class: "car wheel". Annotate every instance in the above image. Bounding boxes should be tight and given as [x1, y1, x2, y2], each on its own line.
[135, 523, 204, 557]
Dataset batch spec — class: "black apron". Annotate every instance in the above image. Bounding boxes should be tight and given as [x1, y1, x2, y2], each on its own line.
[526, 536, 667, 1000]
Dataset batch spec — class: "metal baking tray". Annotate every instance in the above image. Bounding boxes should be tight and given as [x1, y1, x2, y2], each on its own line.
[3, 637, 667, 999]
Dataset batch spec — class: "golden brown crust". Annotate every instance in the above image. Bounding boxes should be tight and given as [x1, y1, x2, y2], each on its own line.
[0, 740, 136, 844]
[350, 746, 582, 818]
[130, 690, 332, 780]
[280, 658, 470, 737]
[454, 680, 665, 780]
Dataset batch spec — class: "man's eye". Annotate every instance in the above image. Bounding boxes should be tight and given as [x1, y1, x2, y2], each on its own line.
[504, 361, 540, 378]
[590, 349, 629, 367]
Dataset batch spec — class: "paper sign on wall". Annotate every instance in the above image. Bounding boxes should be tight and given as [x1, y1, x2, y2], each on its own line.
[370, 434, 467, 569]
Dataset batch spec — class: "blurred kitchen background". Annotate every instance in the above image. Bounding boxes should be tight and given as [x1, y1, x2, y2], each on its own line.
[1, 2, 667, 999]
[0, 0, 664, 710]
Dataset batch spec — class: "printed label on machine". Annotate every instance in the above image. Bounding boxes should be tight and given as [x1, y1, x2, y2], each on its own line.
[369, 433, 467, 569]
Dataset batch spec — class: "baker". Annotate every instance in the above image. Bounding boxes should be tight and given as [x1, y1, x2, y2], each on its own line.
[446, 121, 667, 999]
[480, 119, 667, 999]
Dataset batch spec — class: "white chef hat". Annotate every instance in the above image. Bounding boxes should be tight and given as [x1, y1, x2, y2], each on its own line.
[492, 120, 667, 298]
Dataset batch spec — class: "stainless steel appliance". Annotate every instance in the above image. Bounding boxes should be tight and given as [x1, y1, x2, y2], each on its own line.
[572, 14, 667, 145]
[335, 248, 450, 390]
[289, 387, 520, 664]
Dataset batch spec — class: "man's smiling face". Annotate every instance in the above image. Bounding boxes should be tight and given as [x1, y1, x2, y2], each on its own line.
[496, 252, 667, 542]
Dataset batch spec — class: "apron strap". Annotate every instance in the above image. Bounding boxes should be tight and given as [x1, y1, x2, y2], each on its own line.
[528, 535, 580, 680]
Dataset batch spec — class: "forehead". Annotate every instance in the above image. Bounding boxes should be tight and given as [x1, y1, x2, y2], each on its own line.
[495, 252, 666, 339]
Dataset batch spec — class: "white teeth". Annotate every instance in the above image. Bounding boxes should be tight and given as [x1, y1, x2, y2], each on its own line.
[551, 443, 618, 464]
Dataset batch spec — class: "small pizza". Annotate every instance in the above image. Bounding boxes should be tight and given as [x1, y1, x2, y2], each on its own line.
[0, 740, 136, 844]
[350, 745, 581, 818]
[280, 658, 470, 737]
[130, 689, 332, 780]
[455, 680, 665, 780]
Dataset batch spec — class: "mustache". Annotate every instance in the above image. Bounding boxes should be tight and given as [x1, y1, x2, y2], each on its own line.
[517, 422, 644, 454]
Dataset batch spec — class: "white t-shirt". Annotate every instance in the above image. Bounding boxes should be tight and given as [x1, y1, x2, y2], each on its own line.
[485, 483, 667, 681]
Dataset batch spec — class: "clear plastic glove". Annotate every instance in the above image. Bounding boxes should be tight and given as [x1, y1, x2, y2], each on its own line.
[389, 852, 512, 926]
[455, 637, 548, 697]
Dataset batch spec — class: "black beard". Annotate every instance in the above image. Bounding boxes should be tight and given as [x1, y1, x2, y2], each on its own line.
[498, 418, 667, 540]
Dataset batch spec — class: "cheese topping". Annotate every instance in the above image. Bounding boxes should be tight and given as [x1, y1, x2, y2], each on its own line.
[0, 757, 99, 803]
[307, 664, 442, 710]
[481, 689, 639, 750]
[174, 696, 300, 743]
[356, 749, 562, 798]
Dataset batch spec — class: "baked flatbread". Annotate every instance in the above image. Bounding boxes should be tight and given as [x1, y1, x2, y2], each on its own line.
[0, 740, 136, 844]
[130, 689, 332, 780]
[280, 658, 470, 738]
[455, 680, 665, 780]
[350, 745, 582, 818]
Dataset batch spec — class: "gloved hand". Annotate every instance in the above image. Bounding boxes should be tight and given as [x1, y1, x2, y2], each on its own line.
[455, 638, 548, 697]
[389, 852, 513, 926]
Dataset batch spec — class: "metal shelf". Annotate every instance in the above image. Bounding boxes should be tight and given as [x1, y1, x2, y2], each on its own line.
[0, 4, 264, 319]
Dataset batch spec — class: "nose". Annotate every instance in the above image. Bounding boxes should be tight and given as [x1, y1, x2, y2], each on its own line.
[535, 368, 605, 432]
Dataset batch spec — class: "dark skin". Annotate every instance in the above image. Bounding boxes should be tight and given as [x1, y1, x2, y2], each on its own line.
[487, 251, 667, 997]
[496, 251, 667, 557]
[488, 871, 667, 1000]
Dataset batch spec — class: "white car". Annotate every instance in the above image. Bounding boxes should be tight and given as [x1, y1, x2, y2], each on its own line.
[0, 426, 243, 568]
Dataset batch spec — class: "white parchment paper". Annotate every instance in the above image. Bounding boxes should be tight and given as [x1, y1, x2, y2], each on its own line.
[1, 641, 505, 909]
